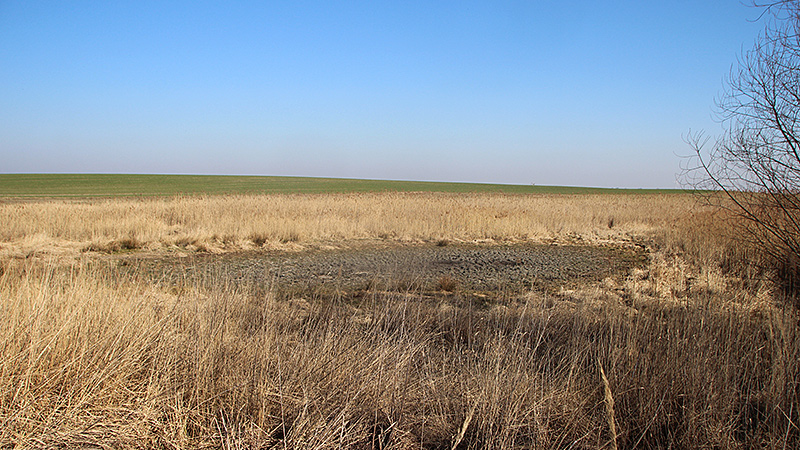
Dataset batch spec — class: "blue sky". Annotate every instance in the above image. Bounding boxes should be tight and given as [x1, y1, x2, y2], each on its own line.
[0, 1, 765, 188]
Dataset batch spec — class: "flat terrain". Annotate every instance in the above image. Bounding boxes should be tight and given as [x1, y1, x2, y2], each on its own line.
[0, 173, 678, 197]
[3, 191, 797, 449]
[129, 241, 647, 299]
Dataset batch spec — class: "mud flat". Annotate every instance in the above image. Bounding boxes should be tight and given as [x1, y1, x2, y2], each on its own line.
[126, 242, 647, 298]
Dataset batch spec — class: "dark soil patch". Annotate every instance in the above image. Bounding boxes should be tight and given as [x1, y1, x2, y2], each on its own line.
[124, 242, 647, 299]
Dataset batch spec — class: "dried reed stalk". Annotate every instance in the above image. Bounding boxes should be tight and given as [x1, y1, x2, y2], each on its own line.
[598, 360, 618, 450]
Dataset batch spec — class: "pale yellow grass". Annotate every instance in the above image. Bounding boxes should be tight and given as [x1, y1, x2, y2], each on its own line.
[2, 193, 799, 448]
[2, 249, 797, 448]
[0, 192, 696, 257]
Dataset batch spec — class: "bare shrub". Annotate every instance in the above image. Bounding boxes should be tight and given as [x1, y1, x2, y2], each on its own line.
[685, 1, 800, 307]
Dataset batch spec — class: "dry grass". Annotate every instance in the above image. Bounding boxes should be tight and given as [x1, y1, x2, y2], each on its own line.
[0, 192, 694, 257]
[1, 192, 799, 448]
[1, 252, 797, 449]
[436, 275, 459, 293]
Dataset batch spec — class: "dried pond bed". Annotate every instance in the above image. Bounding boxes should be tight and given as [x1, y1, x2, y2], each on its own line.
[123, 242, 648, 299]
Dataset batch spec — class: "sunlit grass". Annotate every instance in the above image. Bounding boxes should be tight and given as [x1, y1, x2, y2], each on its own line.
[1, 191, 797, 448]
[0, 192, 694, 258]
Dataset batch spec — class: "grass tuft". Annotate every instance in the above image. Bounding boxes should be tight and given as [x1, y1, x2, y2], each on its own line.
[249, 232, 269, 247]
[437, 275, 458, 292]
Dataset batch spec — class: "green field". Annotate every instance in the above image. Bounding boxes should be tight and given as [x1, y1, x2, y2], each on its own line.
[0, 173, 679, 197]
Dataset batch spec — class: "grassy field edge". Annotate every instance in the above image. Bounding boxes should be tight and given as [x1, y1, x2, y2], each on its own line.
[0, 173, 682, 197]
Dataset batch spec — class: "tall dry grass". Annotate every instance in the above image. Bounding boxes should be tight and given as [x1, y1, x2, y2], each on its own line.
[2, 192, 799, 448]
[1, 252, 797, 449]
[0, 193, 695, 256]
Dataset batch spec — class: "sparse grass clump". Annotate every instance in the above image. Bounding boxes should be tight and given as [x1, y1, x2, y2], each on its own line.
[249, 231, 269, 247]
[82, 235, 143, 253]
[436, 274, 458, 292]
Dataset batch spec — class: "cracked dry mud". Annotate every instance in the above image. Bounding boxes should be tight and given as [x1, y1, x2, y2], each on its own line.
[129, 242, 648, 297]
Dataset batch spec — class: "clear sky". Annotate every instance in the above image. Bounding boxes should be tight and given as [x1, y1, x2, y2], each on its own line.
[0, 1, 766, 188]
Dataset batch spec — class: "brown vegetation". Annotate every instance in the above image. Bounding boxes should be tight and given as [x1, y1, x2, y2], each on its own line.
[1, 192, 798, 449]
[0, 193, 692, 258]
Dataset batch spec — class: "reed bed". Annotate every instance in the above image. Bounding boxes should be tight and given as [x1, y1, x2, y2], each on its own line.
[1, 253, 797, 449]
[2, 192, 798, 448]
[0, 193, 694, 257]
